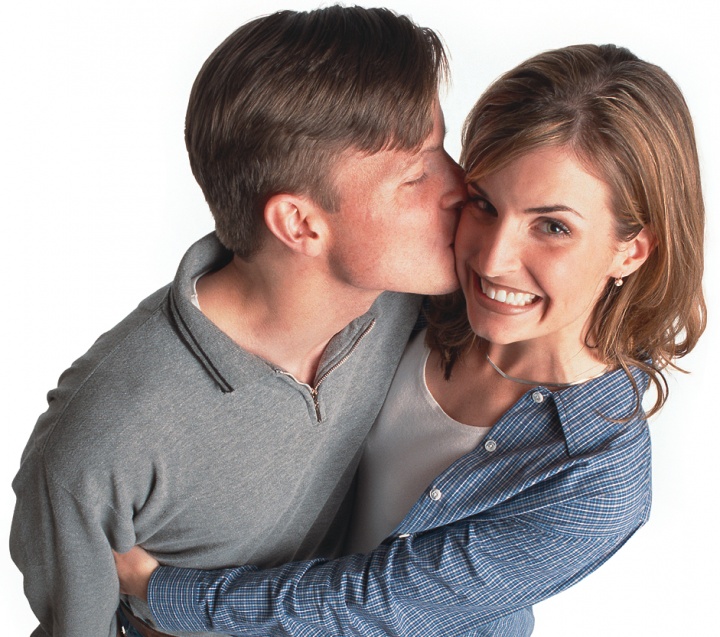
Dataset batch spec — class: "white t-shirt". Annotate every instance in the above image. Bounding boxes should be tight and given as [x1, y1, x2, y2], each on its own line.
[347, 329, 490, 553]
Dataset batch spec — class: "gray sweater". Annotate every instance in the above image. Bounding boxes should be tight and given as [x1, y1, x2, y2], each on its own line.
[11, 233, 421, 637]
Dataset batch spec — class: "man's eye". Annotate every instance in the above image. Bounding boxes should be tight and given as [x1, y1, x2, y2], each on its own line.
[405, 173, 428, 186]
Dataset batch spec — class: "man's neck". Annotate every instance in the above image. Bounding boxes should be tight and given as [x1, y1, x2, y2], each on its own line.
[196, 252, 380, 385]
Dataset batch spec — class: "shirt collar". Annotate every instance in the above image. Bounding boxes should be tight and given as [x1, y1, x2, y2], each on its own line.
[552, 365, 649, 456]
[168, 233, 380, 392]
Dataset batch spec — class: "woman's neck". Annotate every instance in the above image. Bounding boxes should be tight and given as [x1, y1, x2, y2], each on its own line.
[425, 336, 609, 430]
[482, 339, 608, 389]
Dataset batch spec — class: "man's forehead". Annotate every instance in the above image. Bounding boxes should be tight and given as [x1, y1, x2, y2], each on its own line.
[384, 100, 447, 160]
[396, 128, 447, 167]
[334, 106, 447, 177]
[392, 143, 439, 170]
[399, 106, 446, 156]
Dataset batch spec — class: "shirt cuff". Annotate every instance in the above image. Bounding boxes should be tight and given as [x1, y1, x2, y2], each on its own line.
[148, 565, 216, 632]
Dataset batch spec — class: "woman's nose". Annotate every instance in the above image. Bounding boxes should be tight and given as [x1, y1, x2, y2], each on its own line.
[477, 221, 522, 277]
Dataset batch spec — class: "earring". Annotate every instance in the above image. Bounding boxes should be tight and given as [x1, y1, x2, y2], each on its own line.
[614, 276, 624, 287]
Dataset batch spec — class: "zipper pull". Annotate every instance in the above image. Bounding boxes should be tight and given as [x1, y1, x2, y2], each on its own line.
[310, 387, 322, 422]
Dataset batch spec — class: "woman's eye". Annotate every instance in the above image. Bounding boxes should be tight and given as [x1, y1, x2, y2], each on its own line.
[539, 219, 571, 236]
[467, 195, 496, 216]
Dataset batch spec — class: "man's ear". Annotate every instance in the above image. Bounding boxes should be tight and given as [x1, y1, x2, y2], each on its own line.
[263, 194, 328, 257]
[614, 225, 657, 278]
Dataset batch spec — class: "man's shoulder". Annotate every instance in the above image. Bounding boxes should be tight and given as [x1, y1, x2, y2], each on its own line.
[35, 234, 232, 435]
[57, 284, 174, 388]
[25, 283, 189, 452]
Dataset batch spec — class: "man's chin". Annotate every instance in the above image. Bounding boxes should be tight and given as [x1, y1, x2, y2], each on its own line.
[418, 276, 461, 297]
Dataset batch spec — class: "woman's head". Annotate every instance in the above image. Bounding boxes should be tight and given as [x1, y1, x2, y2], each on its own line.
[429, 44, 705, 414]
[455, 144, 655, 359]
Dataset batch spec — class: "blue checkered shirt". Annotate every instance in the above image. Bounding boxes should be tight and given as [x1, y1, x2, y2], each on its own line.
[148, 366, 651, 636]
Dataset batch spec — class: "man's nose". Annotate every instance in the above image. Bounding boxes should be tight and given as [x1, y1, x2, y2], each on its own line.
[441, 154, 467, 212]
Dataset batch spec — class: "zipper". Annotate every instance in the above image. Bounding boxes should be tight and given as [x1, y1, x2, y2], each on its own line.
[278, 319, 376, 422]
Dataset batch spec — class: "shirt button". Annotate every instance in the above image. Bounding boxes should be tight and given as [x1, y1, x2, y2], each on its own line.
[532, 390, 544, 404]
[484, 439, 497, 452]
[429, 488, 442, 501]
[398, 533, 411, 539]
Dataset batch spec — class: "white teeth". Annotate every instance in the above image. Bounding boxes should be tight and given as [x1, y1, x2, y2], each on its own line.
[480, 278, 537, 307]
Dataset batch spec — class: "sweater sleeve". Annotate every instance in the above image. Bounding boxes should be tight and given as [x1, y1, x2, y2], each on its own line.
[10, 451, 125, 637]
[147, 512, 638, 636]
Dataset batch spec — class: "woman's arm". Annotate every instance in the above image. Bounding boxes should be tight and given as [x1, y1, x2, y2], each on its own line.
[143, 511, 640, 636]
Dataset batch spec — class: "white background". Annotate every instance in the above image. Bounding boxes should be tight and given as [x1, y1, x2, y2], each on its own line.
[1, 1, 717, 634]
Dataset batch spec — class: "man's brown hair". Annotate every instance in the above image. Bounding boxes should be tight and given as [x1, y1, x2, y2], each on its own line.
[186, 6, 448, 258]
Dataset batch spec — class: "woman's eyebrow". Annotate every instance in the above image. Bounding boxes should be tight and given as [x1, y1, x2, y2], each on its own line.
[467, 184, 585, 219]
[524, 205, 584, 219]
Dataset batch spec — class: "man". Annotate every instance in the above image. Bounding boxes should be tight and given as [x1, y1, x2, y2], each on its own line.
[10, 6, 464, 637]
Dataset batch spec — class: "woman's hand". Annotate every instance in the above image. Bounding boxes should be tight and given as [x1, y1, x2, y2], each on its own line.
[113, 545, 160, 602]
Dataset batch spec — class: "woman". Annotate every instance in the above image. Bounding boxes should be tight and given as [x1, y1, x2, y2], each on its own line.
[115, 43, 705, 636]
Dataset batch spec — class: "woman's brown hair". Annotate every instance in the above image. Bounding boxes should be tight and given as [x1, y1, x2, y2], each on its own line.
[427, 44, 706, 416]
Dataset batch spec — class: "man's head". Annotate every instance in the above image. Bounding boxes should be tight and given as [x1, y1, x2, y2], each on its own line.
[186, 5, 450, 260]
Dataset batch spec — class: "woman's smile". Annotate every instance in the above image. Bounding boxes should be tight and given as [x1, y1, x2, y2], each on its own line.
[478, 277, 538, 307]
[469, 272, 541, 317]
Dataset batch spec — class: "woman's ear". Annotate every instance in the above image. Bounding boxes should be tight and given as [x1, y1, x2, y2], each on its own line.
[614, 225, 657, 278]
[263, 194, 328, 257]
